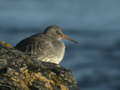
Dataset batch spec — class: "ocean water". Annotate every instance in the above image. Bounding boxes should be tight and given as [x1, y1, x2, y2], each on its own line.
[0, 0, 120, 90]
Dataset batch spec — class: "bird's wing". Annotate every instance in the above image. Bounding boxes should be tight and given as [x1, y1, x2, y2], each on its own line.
[15, 36, 57, 61]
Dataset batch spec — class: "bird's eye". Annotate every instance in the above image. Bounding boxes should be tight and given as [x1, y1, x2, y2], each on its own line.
[56, 31, 60, 35]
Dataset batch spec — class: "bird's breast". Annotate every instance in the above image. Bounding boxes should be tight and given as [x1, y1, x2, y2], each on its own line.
[52, 40, 65, 63]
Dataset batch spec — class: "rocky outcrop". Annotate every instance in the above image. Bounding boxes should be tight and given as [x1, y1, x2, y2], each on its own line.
[0, 46, 79, 90]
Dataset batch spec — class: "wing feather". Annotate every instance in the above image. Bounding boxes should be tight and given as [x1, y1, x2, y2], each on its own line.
[15, 36, 56, 61]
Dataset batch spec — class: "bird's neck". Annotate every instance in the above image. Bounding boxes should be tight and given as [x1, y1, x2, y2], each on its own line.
[45, 34, 62, 41]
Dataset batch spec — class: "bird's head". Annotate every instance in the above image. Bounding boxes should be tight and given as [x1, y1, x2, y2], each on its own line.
[44, 25, 78, 43]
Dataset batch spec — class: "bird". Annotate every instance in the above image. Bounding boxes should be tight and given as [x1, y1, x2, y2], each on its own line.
[15, 25, 78, 64]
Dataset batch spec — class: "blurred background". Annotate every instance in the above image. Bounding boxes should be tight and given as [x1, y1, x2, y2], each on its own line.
[0, 0, 120, 90]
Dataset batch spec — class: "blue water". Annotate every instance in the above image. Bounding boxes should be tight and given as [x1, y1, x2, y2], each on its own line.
[0, 0, 120, 90]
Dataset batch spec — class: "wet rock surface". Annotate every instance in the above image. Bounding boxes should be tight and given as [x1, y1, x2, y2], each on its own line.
[0, 46, 79, 90]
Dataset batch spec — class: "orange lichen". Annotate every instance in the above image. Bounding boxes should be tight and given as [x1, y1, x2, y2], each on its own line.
[4, 67, 69, 90]
[0, 41, 12, 48]
[20, 69, 54, 90]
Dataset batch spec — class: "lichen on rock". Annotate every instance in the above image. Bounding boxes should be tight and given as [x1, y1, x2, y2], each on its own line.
[0, 46, 79, 90]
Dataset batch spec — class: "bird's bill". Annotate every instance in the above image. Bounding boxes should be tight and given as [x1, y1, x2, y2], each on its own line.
[62, 34, 79, 43]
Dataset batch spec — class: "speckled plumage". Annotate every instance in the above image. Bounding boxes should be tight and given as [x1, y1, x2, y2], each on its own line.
[15, 25, 77, 64]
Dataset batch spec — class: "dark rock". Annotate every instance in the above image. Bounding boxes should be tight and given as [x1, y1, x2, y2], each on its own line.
[0, 46, 79, 90]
